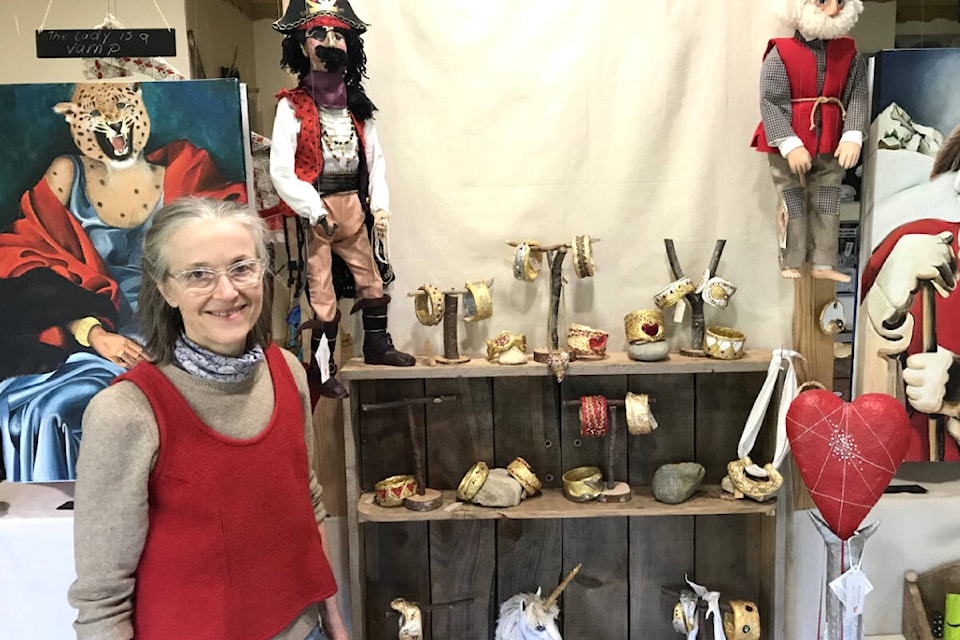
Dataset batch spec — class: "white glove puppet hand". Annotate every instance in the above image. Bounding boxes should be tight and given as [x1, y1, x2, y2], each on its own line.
[865, 232, 957, 338]
[904, 347, 955, 414]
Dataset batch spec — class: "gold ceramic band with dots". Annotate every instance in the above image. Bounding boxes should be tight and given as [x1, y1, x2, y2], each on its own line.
[414, 284, 445, 326]
[513, 241, 542, 282]
[624, 309, 664, 343]
[654, 277, 695, 309]
[506, 457, 542, 496]
[463, 280, 493, 322]
[456, 461, 489, 501]
[374, 474, 417, 507]
[561, 466, 603, 502]
[572, 234, 595, 279]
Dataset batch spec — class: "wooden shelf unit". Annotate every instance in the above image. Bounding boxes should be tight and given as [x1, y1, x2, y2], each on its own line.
[340, 349, 786, 640]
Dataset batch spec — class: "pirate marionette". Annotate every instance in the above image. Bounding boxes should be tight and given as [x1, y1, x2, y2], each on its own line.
[751, 0, 868, 282]
[270, 0, 414, 401]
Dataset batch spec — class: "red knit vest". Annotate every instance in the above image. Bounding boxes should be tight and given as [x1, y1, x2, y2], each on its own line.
[275, 87, 367, 219]
[116, 344, 337, 640]
[751, 37, 856, 155]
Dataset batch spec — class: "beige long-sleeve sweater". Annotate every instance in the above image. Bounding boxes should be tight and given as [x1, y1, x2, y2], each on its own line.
[68, 348, 327, 640]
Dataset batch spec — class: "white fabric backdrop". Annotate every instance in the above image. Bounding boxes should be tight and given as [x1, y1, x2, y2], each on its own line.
[342, 0, 795, 355]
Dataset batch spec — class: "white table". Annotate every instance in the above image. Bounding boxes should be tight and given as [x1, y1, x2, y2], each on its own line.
[0, 481, 77, 640]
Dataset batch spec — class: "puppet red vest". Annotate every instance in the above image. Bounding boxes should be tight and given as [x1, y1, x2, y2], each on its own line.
[751, 37, 856, 156]
[275, 87, 367, 220]
[117, 344, 337, 640]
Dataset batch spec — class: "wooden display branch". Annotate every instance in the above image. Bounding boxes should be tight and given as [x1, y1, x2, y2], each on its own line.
[505, 238, 601, 351]
[383, 597, 475, 619]
[563, 397, 631, 502]
[360, 395, 458, 511]
[663, 239, 726, 357]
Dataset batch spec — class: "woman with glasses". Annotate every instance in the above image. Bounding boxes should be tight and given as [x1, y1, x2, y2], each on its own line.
[68, 197, 349, 640]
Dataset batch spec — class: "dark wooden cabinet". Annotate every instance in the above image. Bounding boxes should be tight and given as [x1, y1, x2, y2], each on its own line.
[341, 351, 784, 640]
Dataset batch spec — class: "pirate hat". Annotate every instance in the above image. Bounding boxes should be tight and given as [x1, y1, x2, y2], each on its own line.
[273, 0, 369, 33]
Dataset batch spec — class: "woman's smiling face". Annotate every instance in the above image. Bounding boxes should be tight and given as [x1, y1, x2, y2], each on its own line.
[159, 219, 264, 356]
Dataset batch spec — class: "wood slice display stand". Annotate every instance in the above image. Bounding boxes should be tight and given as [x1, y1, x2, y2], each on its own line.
[562, 397, 633, 503]
[340, 350, 787, 639]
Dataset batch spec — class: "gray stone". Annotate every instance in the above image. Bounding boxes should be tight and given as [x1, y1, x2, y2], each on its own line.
[472, 468, 524, 507]
[627, 341, 670, 362]
[652, 462, 705, 504]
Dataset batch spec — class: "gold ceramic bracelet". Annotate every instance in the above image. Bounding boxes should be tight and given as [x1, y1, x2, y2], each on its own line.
[71, 316, 103, 347]
[506, 456, 542, 496]
[414, 284, 445, 326]
[456, 461, 490, 501]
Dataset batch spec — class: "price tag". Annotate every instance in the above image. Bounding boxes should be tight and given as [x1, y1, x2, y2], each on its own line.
[316, 332, 331, 383]
[829, 566, 873, 616]
[673, 298, 687, 323]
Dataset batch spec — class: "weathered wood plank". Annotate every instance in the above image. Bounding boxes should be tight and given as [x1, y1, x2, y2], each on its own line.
[627, 373, 695, 485]
[563, 517, 630, 639]
[694, 514, 761, 605]
[694, 371, 765, 484]
[356, 487, 776, 521]
[364, 522, 430, 640]
[358, 379, 426, 490]
[630, 516, 695, 638]
[496, 519, 564, 608]
[492, 377, 561, 488]
[424, 378, 494, 489]
[429, 520, 496, 638]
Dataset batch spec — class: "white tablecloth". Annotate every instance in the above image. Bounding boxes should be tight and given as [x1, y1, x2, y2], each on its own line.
[0, 481, 77, 640]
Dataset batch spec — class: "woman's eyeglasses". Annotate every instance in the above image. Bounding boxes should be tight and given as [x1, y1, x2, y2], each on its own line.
[167, 258, 265, 293]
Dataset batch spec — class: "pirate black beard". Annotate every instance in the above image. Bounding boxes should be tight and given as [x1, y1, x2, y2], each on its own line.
[314, 45, 347, 72]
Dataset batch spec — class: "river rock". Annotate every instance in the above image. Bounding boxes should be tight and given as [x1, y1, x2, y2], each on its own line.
[652, 462, 705, 504]
[472, 468, 524, 507]
[627, 341, 670, 362]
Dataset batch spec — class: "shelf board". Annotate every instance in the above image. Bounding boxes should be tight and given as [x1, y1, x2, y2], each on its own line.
[356, 486, 776, 522]
[342, 349, 773, 381]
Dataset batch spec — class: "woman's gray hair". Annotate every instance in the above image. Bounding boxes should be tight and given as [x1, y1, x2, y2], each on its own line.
[138, 197, 272, 365]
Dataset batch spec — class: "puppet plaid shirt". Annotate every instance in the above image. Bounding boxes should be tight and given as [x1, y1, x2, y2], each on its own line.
[759, 31, 868, 149]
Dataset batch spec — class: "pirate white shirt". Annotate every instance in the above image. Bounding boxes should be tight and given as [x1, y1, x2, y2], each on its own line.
[270, 97, 390, 226]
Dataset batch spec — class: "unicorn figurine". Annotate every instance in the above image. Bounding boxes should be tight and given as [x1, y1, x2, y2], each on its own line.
[494, 564, 581, 640]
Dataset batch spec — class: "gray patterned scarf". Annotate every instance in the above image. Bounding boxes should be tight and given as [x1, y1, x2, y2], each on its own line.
[173, 333, 265, 383]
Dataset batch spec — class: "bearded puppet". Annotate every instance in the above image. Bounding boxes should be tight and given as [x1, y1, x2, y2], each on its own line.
[269, 0, 414, 403]
[751, 0, 868, 282]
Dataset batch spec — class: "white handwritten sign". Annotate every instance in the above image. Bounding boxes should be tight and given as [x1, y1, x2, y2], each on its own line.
[35, 29, 176, 59]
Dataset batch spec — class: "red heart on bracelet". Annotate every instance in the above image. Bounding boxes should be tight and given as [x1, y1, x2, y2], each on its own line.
[642, 323, 660, 337]
[786, 391, 910, 540]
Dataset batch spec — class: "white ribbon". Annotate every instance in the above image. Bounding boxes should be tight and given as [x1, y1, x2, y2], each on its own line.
[737, 348, 802, 477]
[686, 577, 726, 640]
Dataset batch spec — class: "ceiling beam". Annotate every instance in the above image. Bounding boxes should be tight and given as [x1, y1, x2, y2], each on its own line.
[222, 0, 280, 22]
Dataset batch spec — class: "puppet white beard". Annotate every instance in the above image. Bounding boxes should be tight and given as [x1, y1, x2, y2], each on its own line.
[797, 2, 862, 40]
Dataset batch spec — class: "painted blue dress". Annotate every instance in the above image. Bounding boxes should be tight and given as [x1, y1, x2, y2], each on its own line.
[0, 157, 154, 481]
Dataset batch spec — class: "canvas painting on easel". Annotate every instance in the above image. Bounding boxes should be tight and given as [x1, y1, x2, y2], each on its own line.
[0, 79, 251, 481]
[856, 49, 960, 462]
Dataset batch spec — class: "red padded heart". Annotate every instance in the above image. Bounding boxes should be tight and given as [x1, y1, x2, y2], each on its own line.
[642, 323, 659, 336]
[786, 391, 910, 540]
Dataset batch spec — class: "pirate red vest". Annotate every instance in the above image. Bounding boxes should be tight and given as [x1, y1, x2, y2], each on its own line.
[275, 87, 368, 219]
[751, 37, 856, 156]
[116, 344, 337, 640]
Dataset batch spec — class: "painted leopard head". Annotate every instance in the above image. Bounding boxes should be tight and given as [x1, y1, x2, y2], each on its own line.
[53, 82, 150, 164]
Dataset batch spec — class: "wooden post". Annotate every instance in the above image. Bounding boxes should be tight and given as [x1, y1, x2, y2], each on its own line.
[441, 293, 460, 361]
[406, 405, 426, 496]
[548, 248, 568, 350]
[791, 274, 835, 510]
